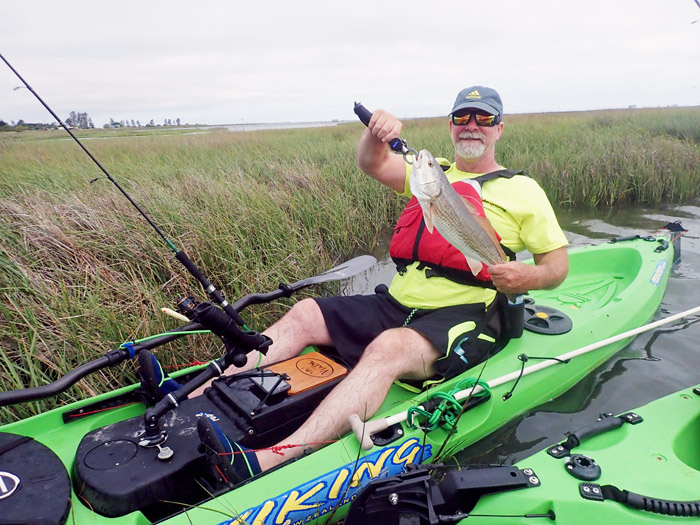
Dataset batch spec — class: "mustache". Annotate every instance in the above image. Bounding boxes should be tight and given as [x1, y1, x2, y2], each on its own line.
[458, 131, 486, 142]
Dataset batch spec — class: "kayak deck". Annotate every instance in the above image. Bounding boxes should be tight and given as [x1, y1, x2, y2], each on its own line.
[463, 384, 700, 524]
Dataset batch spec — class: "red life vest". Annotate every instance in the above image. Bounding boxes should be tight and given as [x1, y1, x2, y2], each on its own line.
[390, 168, 524, 285]
[389, 178, 496, 284]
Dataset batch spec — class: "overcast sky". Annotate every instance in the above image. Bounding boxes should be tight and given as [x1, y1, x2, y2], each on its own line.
[2, 0, 699, 127]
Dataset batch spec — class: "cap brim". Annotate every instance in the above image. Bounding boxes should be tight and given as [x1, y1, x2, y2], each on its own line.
[450, 101, 499, 116]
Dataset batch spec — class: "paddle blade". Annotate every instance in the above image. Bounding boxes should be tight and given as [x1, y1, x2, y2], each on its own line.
[289, 255, 377, 291]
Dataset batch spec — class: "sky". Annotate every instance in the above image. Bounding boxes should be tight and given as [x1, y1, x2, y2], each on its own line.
[1, 0, 699, 127]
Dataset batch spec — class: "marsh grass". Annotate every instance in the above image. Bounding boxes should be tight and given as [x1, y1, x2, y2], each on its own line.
[0, 107, 698, 422]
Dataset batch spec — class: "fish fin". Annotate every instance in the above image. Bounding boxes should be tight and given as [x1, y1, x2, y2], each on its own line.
[489, 236, 508, 263]
[460, 197, 508, 263]
[461, 196, 480, 216]
[466, 256, 483, 276]
[423, 204, 435, 233]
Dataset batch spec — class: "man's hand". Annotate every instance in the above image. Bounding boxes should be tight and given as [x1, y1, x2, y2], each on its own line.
[489, 247, 569, 295]
[488, 261, 536, 295]
[367, 109, 402, 145]
[356, 109, 407, 192]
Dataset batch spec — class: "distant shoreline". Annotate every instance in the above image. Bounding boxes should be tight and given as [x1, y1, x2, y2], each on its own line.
[192, 121, 346, 133]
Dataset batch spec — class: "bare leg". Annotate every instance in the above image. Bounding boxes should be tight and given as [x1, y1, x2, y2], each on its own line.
[255, 327, 440, 471]
[190, 298, 332, 397]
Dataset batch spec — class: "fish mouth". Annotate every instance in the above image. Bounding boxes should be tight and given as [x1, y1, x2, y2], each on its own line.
[416, 150, 434, 165]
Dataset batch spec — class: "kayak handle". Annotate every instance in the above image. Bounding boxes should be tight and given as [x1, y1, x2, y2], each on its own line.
[547, 411, 643, 458]
[609, 234, 656, 244]
[614, 489, 700, 516]
[581, 482, 700, 517]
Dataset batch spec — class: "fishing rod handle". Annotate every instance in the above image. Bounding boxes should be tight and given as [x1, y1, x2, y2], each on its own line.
[353, 101, 404, 153]
[353, 101, 372, 126]
[192, 301, 271, 361]
[175, 250, 245, 326]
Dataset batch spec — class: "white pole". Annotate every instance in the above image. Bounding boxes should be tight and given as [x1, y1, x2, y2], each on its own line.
[349, 304, 700, 450]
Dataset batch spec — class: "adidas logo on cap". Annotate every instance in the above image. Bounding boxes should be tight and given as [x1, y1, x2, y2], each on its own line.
[451, 86, 503, 117]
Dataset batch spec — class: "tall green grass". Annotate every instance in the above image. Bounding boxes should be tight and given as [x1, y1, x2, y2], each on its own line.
[0, 107, 698, 423]
[402, 107, 700, 207]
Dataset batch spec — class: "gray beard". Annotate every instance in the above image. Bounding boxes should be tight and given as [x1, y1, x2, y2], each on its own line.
[455, 140, 486, 160]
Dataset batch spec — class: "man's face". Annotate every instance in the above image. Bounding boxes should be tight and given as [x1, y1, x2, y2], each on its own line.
[449, 110, 504, 161]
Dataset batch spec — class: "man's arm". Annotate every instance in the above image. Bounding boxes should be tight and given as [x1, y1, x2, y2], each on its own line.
[356, 109, 407, 193]
[488, 246, 569, 295]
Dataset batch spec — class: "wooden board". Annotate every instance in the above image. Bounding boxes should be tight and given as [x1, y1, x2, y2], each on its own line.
[267, 352, 348, 395]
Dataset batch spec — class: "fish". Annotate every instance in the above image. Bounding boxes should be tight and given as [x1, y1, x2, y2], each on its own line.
[409, 149, 507, 277]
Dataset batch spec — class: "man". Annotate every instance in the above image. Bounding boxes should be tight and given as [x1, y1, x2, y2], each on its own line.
[190, 86, 569, 481]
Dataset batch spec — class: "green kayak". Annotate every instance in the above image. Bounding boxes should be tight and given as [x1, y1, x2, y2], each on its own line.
[466, 383, 700, 523]
[0, 233, 679, 525]
[347, 383, 700, 524]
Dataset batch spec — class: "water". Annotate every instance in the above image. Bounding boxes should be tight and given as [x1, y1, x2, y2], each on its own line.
[168, 121, 341, 134]
[49, 121, 343, 142]
[345, 201, 700, 465]
[217, 121, 341, 133]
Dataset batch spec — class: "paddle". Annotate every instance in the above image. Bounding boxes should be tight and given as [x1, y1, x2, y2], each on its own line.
[349, 304, 700, 450]
[286, 255, 377, 291]
[0, 255, 377, 406]
[232, 255, 377, 311]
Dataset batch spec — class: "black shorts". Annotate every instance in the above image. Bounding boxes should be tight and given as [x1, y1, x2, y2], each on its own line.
[314, 285, 500, 380]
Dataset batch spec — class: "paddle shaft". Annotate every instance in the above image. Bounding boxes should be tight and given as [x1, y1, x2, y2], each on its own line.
[350, 304, 700, 449]
[458, 303, 700, 400]
[232, 255, 375, 311]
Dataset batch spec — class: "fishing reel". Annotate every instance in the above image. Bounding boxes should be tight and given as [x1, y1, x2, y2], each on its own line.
[176, 295, 272, 368]
[176, 295, 200, 319]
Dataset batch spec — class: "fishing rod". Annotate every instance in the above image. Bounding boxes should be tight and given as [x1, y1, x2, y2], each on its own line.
[348, 303, 700, 450]
[0, 52, 268, 355]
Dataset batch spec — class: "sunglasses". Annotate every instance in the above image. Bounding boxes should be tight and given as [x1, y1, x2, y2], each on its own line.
[451, 110, 500, 127]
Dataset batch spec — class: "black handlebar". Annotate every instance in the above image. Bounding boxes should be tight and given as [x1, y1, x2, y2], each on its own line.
[0, 322, 205, 406]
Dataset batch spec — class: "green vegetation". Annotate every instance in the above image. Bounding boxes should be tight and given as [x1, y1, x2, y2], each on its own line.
[0, 107, 698, 422]
[401, 107, 700, 207]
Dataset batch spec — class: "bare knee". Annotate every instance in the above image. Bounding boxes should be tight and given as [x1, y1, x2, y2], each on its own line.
[265, 298, 332, 348]
[360, 328, 439, 380]
[284, 298, 327, 336]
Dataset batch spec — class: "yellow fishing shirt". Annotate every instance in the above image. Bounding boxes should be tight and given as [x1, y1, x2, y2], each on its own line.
[388, 162, 569, 309]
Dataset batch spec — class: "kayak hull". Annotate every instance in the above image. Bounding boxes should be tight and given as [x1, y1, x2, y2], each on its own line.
[0, 236, 675, 524]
